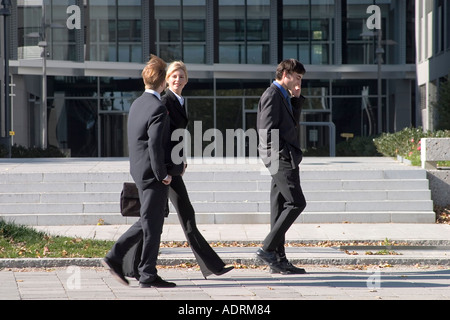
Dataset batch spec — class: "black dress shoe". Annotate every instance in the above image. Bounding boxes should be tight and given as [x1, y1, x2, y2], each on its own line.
[270, 256, 307, 275]
[256, 248, 283, 272]
[101, 258, 129, 286]
[139, 276, 176, 288]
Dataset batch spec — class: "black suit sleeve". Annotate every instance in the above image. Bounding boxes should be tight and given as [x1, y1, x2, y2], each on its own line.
[257, 90, 282, 167]
[147, 105, 169, 181]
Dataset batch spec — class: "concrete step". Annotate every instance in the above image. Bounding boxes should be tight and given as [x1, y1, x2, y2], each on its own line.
[0, 169, 428, 184]
[0, 157, 435, 225]
[0, 210, 436, 226]
[0, 199, 434, 213]
[0, 189, 432, 204]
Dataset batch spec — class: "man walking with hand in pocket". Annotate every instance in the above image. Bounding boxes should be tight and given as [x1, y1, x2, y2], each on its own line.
[256, 59, 307, 275]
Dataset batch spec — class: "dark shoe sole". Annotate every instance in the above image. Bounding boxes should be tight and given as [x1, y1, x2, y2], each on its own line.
[204, 266, 235, 279]
[101, 259, 129, 286]
[139, 282, 176, 288]
[270, 268, 308, 275]
[139, 276, 176, 288]
[215, 266, 234, 276]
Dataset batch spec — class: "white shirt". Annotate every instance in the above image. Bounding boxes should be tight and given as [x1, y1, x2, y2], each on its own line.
[145, 89, 161, 100]
[169, 89, 184, 107]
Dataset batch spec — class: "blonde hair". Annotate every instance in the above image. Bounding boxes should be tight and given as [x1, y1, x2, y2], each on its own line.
[166, 61, 188, 83]
[142, 55, 167, 90]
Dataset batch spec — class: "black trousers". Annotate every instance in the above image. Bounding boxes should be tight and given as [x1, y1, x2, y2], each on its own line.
[106, 181, 168, 283]
[169, 175, 225, 277]
[263, 159, 307, 254]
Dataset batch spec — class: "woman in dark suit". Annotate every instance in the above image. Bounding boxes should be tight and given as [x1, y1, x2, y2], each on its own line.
[162, 61, 233, 279]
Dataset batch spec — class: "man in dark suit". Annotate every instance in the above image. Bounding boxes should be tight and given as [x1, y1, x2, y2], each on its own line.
[256, 59, 308, 274]
[102, 55, 183, 288]
[162, 61, 233, 278]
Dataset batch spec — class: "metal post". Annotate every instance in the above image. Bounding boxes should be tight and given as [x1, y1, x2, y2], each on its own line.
[39, 4, 47, 149]
[376, 28, 384, 134]
[40, 40, 47, 149]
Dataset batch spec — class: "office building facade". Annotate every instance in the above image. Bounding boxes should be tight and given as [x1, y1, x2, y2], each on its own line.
[1, 0, 416, 157]
[415, 0, 450, 131]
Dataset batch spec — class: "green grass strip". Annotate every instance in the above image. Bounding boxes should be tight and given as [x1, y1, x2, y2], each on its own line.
[0, 220, 114, 259]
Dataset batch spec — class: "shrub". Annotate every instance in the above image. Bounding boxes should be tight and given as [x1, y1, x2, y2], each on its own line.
[0, 144, 67, 158]
[303, 136, 381, 157]
[373, 127, 450, 165]
[336, 136, 381, 156]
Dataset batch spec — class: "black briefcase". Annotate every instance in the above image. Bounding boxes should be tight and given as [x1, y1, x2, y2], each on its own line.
[119, 182, 170, 217]
[120, 182, 140, 217]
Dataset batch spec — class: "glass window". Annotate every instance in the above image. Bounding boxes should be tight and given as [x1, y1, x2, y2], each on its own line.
[216, 79, 269, 97]
[216, 98, 242, 131]
[17, 1, 78, 61]
[47, 97, 98, 157]
[155, 0, 206, 63]
[302, 80, 330, 111]
[101, 114, 129, 157]
[160, 44, 182, 62]
[186, 98, 214, 156]
[283, 19, 309, 41]
[311, 20, 329, 41]
[183, 20, 206, 42]
[331, 79, 386, 136]
[219, 0, 270, 64]
[447, 1, 450, 50]
[282, 0, 334, 65]
[311, 44, 329, 64]
[216, 98, 244, 156]
[219, 20, 245, 41]
[344, 1, 392, 64]
[89, 0, 142, 62]
[99, 77, 143, 112]
[160, 20, 181, 42]
[247, 20, 269, 41]
[332, 97, 365, 138]
[183, 45, 206, 64]
[183, 78, 214, 97]
[47, 77, 99, 157]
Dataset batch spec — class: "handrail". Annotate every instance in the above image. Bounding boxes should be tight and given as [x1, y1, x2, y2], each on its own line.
[299, 121, 336, 157]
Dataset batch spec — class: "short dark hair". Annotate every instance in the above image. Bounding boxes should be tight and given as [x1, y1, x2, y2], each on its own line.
[275, 59, 306, 80]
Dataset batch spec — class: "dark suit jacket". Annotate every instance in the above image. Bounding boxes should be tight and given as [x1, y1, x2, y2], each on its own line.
[257, 83, 305, 170]
[127, 92, 182, 190]
[162, 89, 188, 132]
[161, 89, 189, 161]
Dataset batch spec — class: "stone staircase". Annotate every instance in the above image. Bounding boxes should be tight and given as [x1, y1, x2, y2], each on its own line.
[0, 157, 436, 225]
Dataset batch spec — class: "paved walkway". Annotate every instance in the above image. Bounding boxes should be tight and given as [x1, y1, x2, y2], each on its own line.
[2, 223, 450, 300]
[2, 266, 450, 301]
